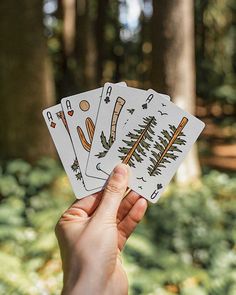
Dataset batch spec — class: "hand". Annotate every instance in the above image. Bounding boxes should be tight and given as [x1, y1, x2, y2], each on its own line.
[55, 164, 147, 295]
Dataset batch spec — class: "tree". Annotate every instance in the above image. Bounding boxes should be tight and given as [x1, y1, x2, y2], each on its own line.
[56, 0, 78, 97]
[148, 117, 188, 176]
[95, 0, 109, 83]
[75, 0, 107, 90]
[0, 0, 55, 161]
[119, 116, 157, 167]
[151, 0, 201, 183]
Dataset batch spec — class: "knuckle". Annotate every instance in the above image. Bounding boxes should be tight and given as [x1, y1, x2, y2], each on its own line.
[105, 182, 123, 195]
[54, 219, 64, 237]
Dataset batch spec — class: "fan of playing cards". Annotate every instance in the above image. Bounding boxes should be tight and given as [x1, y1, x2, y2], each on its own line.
[43, 82, 205, 203]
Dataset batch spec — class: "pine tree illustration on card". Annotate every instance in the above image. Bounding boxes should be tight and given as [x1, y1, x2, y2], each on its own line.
[119, 116, 157, 167]
[148, 117, 188, 176]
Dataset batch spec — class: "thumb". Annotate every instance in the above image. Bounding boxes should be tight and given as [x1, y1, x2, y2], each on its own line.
[95, 163, 129, 221]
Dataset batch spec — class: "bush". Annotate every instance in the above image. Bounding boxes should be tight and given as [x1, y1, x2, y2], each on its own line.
[124, 171, 236, 295]
[0, 158, 73, 294]
[0, 159, 235, 294]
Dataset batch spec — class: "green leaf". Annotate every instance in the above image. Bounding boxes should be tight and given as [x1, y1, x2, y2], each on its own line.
[100, 131, 110, 150]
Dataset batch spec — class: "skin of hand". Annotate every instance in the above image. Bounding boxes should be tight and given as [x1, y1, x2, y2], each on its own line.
[55, 163, 148, 295]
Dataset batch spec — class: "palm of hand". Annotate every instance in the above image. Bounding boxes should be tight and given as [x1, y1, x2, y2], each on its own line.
[56, 190, 147, 294]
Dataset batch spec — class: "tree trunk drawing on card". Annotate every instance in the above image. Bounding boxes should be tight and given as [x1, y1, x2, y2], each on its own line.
[96, 97, 125, 158]
[56, 111, 82, 181]
[56, 111, 69, 133]
[148, 117, 188, 176]
[119, 116, 157, 167]
[77, 117, 95, 152]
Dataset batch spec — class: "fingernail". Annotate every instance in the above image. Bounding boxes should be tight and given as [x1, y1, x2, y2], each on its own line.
[113, 163, 128, 177]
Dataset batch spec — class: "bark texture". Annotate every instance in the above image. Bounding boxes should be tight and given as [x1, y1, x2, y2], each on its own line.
[151, 0, 201, 183]
[0, 0, 55, 161]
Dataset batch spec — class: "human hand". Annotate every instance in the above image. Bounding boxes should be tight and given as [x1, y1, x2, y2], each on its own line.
[55, 164, 147, 295]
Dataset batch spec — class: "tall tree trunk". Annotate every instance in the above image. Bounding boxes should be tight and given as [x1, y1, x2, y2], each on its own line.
[151, 0, 201, 184]
[76, 0, 98, 90]
[75, 0, 87, 90]
[0, 0, 55, 162]
[95, 0, 108, 84]
[62, 0, 76, 56]
[57, 0, 77, 97]
[84, 12, 98, 89]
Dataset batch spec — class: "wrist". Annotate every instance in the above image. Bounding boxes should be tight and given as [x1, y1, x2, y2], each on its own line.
[62, 265, 108, 295]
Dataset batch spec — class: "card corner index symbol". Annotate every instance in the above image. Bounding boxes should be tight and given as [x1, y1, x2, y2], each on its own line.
[147, 93, 154, 103]
[157, 183, 163, 190]
[104, 86, 112, 104]
[142, 103, 147, 109]
[68, 110, 74, 116]
[150, 184, 163, 199]
[50, 121, 56, 128]
[104, 96, 110, 104]
[66, 99, 72, 110]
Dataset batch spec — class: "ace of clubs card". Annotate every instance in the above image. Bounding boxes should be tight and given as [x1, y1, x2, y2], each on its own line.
[86, 83, 152, 179]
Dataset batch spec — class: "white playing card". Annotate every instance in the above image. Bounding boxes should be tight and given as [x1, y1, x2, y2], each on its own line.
[101, 90, 205, 203]
[86, 83, 149, 179]
[42, 104, 102, 198]
[149, 89, 171, 102]
[86, 85, 170, 179]
[61, 83, 126, 189]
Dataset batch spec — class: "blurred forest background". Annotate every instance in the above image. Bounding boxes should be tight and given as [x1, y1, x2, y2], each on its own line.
[0, 0, 235, 294]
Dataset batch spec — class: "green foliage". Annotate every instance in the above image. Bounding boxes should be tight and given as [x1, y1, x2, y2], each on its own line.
[0, 159, 235, 295]
[195, 0, 236, 104]
[124, 170, 236, 295]
[0, 158, 74, 294]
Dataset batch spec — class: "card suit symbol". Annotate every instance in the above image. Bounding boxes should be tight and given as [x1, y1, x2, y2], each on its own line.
[142, 103, 147, 109]
[157, 183, 163, 190]
[50, 122, 56, 128]
[68, 110, 74, 116]
[104, 96, 110, 104]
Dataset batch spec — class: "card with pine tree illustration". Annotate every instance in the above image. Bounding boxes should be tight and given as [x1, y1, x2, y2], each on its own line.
[100, 90, 205, 203]
[42, 104, 102, 199]
[86, 83, 148, 179]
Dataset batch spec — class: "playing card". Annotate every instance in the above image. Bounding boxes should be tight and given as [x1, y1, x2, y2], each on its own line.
[149, 90, 171, 102]
[42, 104, 102, 198]
[61, 83, 126, 189]
[100, 90, 205, 203]
[86, 83, 149, 179]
